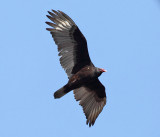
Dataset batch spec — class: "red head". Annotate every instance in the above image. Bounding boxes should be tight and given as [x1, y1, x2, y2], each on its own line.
[95, 67, 107, 77]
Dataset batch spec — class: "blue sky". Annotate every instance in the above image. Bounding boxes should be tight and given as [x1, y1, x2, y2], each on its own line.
[0, 0, 160, 137]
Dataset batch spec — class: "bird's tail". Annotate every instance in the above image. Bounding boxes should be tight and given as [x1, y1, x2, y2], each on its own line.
[54, 85, 70, 99]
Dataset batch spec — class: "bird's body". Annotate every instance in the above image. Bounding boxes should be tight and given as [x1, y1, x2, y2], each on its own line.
[54, 66, 105, 98]
[46, 10, 107, 127]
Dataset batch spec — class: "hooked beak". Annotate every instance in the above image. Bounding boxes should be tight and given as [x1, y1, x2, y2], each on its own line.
[100, 68, 107, 72]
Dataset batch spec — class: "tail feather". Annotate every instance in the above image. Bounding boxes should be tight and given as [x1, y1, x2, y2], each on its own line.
[54, 86, 69, 99]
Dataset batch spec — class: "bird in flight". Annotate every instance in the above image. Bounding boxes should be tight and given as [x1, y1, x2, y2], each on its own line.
[46, 10, 107, 127]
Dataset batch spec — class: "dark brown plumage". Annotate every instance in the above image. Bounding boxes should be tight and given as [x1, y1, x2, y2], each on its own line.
[46, 10, 107, 127]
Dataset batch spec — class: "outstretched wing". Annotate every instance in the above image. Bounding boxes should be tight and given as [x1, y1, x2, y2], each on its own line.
[46, 10, 92, 78]
[74, 79, 106, 127]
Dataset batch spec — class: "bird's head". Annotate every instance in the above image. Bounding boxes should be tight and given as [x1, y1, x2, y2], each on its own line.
[95, 68, 107, 77]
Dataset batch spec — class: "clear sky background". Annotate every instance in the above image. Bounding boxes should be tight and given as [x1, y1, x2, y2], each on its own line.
[0, 0, 160, 137]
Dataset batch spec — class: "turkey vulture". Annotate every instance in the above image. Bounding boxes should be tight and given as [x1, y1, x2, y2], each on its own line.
[46, 10, 107, 127]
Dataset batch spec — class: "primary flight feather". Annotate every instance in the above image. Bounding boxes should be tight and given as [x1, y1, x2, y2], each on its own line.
[46, 10, 107, 127]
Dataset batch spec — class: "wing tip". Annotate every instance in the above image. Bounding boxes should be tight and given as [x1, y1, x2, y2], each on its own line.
[48, 10, 54, 15]
[45, 21, 54, 27]
[51, 9, 58, 14]
[45, 21, 54, 31]
[46, 15, 50, 18]
[46, 28, 53, 31]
